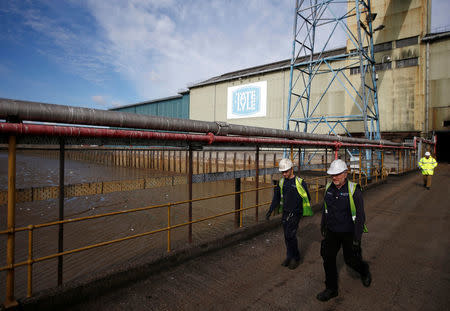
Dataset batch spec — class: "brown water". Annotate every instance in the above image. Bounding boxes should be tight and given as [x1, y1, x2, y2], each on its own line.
[0, 152, 273, 300]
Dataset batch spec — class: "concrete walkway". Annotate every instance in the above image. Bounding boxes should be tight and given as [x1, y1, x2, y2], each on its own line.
[31, 165, 450, 310]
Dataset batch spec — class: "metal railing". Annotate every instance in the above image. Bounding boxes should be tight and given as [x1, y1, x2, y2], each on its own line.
[0, 98, 429, 307]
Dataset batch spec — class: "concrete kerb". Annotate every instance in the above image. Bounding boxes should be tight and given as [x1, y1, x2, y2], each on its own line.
[7, 176, 390, 311]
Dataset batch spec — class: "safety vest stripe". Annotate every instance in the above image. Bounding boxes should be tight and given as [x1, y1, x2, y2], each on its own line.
[418, 157, 438, 175]
[324, 181, 368, 233]
[279, 177, 313, 216]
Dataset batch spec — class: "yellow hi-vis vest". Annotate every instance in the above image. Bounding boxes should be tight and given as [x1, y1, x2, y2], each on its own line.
[324, 181, 368, 233]
[278, 177, 313, 216]
[418, 156, 437, 175]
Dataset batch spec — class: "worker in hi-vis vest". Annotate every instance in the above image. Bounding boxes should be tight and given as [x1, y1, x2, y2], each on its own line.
[265, 158, 312, 270]
[418, 151, 437, 190]
[317, 159, 371, 302]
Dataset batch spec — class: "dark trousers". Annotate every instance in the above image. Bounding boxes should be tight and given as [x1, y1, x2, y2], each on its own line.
[320, 230, 369, 290]
[282, 212, 301, 261]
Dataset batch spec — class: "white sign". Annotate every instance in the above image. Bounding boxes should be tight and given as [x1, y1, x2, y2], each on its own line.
[227, 81, 267, 119]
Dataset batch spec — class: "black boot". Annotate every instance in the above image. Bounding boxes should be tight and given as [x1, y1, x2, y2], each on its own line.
[288, 259, 300, 270]
[281, 258, 290, 267]
[316, 288, 338, 301]
[362, 270, 372, 287]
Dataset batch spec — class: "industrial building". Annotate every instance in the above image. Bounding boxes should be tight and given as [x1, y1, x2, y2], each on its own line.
[113, 0, 449, 161]
[111, 90, 190, 120]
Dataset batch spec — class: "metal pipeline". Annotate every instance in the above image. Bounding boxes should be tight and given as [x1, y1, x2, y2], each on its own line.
[0, 123, 413, 149]
[0, 98, 401, 146]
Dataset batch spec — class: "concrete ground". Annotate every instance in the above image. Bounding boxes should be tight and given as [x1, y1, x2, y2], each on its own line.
[32, 164, 450, 310]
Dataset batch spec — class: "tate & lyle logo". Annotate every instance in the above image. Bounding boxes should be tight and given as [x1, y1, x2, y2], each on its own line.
[232, 86, 260, 116]
[227, 81, 267, 119]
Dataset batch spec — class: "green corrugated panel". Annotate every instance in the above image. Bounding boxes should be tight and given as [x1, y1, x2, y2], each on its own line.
[111, 93, 190, 119]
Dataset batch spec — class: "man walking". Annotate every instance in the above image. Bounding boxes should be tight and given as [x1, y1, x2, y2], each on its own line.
[265, 158, 313, 270]
[418, 151, 437, 190]
[317, 159, 371, 302]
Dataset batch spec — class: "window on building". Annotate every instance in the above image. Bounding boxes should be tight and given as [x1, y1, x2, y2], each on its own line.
[396, 57, 418, 68]
[349, 47, 369, 54]
[350, 67, 360, 75]
[444, 120, 450, 127]
[395, 36, 418, 48]
[373, 41, 392, 53]
[374, 62, 392, 71]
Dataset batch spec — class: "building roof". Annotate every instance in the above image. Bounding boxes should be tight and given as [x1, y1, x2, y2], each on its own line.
[110, 94, 183, 110]
[188, 46, 347, 88]
[422, 30, 450, 43]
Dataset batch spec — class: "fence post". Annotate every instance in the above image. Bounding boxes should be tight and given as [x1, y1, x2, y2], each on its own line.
[273, 153, 277, 181]
[235, 178, 241, 228]
[188, 147, 193, 243]
[224, 152, 227, 172]
[255, 147, 259, 222]
[263, 153, 267, 183]
[209, 151, 212, 173]
[5, 135, 18, 308]
[58, 138, 65, 286]
[216, 151, 219, 172]
[27, 225, 34, 298]
[167, 204, 171, 252]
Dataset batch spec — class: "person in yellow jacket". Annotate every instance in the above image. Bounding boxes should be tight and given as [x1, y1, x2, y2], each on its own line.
[418, 151, 438, 190]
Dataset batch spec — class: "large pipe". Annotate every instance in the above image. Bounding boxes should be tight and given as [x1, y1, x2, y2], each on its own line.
[0, 123, 413, 150]
[0, 98, 401, 146]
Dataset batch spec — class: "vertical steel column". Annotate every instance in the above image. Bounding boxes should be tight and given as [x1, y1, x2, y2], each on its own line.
[188, 147, 193, 243]
[58, 139, 65, 286]
[359, 149, 362, 185]
[202, 151, 205, 174]
[224, 152, 227, 172]
[216, 151, 219, 172]
[244, 153, 247, 171]
[255, 147, 259, 222]
[185, 150, 188, 174]
[235, 178, 241, 227]
[263, 153, 267, 183]
[273, 153, 277, 181]
[5, 135, 18, 308]
[209, 151, 212, 173]
[196, 151, 199, 174]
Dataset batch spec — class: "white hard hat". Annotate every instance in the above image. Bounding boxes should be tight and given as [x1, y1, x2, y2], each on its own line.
[425, 151, 431, 156]
[278, 158, 293, 172]
[327, 159, 348, 175]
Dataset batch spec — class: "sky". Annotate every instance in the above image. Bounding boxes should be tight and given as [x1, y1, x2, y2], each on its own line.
[0, 0, 448, 110]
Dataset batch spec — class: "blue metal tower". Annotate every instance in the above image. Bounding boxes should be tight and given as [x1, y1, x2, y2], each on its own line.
[286, 0, 381, 140]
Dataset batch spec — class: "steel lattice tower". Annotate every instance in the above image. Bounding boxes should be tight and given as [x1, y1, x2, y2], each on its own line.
[286, 0, 380, 140]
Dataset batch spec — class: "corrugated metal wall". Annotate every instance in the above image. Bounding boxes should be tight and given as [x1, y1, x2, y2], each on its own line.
[112, 94, 190, 119]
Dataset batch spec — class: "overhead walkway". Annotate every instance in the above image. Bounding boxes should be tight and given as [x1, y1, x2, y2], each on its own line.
[17, 165, 450, 311]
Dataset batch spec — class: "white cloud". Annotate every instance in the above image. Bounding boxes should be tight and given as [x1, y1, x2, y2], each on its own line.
[8, 0, 446, 110]
[84, 0, 295, 101]
[92, 95, 121, 108]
